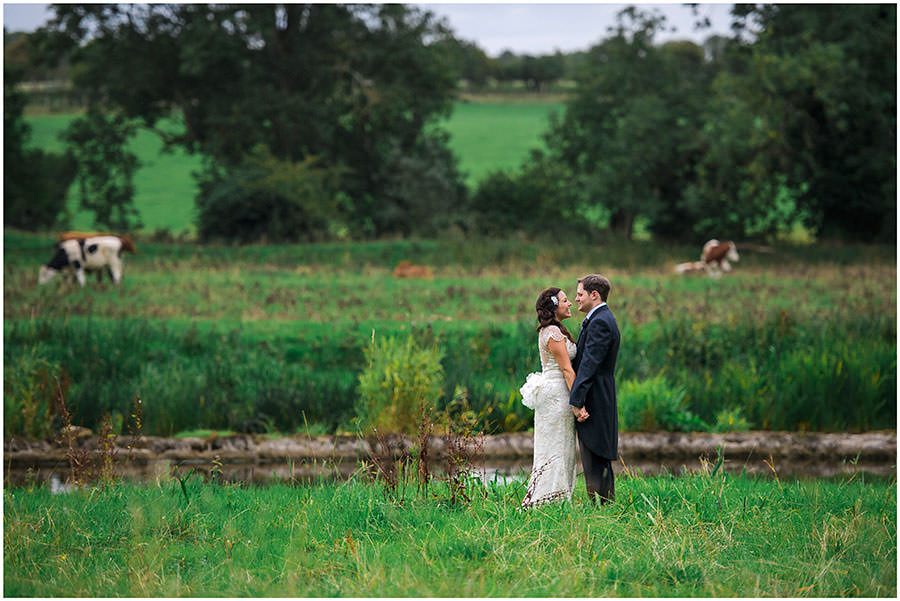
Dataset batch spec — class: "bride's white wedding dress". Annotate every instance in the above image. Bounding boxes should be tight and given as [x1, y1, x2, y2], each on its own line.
[519, 325, 577, 507]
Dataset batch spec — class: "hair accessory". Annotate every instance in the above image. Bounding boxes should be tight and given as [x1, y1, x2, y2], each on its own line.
[551, 295, 559, 306]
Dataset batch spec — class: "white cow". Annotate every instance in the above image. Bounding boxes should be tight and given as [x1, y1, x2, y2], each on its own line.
[700, 239, 739, 278]
[38, 235, 136, 286]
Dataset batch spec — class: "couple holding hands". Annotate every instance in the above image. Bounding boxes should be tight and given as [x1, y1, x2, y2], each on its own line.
[520, 274, 620, 508]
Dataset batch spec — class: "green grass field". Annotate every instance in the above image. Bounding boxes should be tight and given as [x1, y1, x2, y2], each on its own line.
[23, 100, 563, 234]
[3, 471, 895, 596]
[4, 230, 895, 437]
[445, 100, 562, 185]
[23, 113, 201, 235]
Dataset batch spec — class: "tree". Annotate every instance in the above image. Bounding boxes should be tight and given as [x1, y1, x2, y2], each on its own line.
[3, 64, 29, 178]
[493, 50, 521, 83]
[436, 38, 492, 90]
[5, 29, 71, 82]
[721, 4, 896, 241]
[543, 7, 712, 239]
[4, 63, 76, 230]
[519, 52, 566, 92]
[41, 3, 466, 239]
[61, 108, 142, 231]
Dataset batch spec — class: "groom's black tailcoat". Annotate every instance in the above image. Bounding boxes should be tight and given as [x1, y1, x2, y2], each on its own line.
[569, 305, 620, 461]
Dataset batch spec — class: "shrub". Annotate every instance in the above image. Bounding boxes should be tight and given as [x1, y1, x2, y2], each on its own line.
[357, 334, 445, 434]
[372, 130, 469, 237]
[618, 375, 707, 432]
[711, 407, 752, 433]
[196, 145, 346, 244]
[468, 154, 594, 239]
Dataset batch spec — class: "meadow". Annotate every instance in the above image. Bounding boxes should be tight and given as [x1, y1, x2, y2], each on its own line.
[4, 230, 895, 437]
[23, 99, 563, 235]
[3, 469, 896, 596]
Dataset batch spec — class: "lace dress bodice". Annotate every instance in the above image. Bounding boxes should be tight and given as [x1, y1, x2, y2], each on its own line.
[538, 325, 577, 373]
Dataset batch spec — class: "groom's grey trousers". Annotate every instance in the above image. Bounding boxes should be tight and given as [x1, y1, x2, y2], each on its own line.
[579, 440, 614, 503]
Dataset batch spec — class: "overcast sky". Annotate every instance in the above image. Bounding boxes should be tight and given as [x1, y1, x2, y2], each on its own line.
[416, 3, 734, 55]
[4, 2, 735, 56]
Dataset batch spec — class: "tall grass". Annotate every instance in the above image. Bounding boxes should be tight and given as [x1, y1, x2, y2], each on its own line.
[4, 318, 359, 435]
[4, 308, 893, 436]
[3, 471, 896, 596]
[5, 231, 895, 436]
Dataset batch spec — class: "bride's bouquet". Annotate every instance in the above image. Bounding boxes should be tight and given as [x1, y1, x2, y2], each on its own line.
[519, 371, 547, 410]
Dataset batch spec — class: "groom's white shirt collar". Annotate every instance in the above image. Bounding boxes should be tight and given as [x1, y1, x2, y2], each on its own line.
[585, 302, 607, 321]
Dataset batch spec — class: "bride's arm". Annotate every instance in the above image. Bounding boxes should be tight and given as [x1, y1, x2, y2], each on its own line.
[547, 337, 576, 391]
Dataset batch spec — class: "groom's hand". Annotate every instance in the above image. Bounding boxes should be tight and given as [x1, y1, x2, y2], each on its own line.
[572, 406, 589, 422]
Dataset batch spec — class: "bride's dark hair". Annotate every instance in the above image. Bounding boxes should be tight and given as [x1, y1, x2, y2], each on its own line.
[535, 287, 575, 342]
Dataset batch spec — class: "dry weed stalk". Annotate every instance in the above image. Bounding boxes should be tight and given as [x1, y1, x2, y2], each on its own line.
[210, 455, 224, 484]
[414, 402, 434, 497]
[126, 394, 143, 463]
[96, 412, 119, 486]
[443, 408, 485, 506]
[366, 428, 407, 504]
[617, 453, 635, 479]
[519, 458, 566, 509]
[53, 378, 91, 486]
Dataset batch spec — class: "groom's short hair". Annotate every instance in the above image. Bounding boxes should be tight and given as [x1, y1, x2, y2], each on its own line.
[578, 274, 610, 302]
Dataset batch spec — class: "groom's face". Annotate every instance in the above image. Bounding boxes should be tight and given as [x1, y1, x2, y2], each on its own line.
[575, 283, 598, 314]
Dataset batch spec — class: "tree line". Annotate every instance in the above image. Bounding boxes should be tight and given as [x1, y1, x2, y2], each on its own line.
[4, 4, 896, 243]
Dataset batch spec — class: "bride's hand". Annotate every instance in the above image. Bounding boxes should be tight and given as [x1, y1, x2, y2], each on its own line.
[572, 406, 589, 422]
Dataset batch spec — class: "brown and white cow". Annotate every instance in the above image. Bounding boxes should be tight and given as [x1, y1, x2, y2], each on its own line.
[700, 239, 739, 277]
[39, 234, 136, 286]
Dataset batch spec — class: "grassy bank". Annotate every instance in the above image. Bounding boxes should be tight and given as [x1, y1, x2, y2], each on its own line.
[3, 472, 896, 596]
[5, 231, 895, 437]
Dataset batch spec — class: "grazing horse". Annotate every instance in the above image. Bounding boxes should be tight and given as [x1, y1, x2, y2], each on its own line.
[701, 239, 739, 277]
[38, 234, 136, 286]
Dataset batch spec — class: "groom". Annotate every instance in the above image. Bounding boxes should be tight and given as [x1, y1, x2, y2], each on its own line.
[569, 274, 620, 504]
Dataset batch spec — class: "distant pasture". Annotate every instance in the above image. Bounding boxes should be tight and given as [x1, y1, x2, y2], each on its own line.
[23, 100, 563, 235]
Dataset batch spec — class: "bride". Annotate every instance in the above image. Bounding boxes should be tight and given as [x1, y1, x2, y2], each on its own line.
[519, 287, 581, 507]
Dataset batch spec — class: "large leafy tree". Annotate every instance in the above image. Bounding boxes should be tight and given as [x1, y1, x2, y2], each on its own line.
[435, 38, 492, 90]
[38, 3, 464, 238]
[721, 4, 897, 241]
[543, 7, 714, 239]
